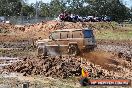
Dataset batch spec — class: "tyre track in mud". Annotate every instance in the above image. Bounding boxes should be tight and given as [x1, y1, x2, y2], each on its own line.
[97, 39, 132, 60]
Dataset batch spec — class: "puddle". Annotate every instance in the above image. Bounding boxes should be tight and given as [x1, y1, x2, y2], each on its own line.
[0, 57, 20, 67]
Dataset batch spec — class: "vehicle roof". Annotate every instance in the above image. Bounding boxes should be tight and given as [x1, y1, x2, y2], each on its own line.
[53, 28, 92, 32]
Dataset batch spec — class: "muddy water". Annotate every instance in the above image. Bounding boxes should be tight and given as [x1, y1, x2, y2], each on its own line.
[0, 41, 32, 48]
[0, 57, 20, 67]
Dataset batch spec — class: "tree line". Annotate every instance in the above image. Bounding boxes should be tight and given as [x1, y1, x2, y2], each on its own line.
[0, 0, 132, 22]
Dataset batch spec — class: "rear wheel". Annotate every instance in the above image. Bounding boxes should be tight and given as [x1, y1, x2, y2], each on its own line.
[68, 45, 79, 56]
[37, 47, 47, 57]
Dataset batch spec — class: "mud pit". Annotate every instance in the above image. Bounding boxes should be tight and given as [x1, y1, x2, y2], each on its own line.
[0, 21, 132, 87]
[2, 56, 82, 79]
[83, 51, 132, 79]
[1, 50, 132, 80]
[97, 40, 132, 61]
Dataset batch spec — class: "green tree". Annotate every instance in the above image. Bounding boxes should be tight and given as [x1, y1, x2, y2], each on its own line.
[0, 0, 22, 16]
[22, 4, 35, 16]
[39, 2, 50, 17]
[130, 7, 132, 18]
[84, 0, 130, 21]
[49, 0, 66, 17]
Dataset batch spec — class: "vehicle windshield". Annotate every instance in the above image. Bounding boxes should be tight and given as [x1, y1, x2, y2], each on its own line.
[83, 30, 94, 38]
[50, 32, 60, 39]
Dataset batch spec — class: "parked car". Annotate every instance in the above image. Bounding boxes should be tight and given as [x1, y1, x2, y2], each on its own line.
[0, 16, 5, 23]
[94, 17, 102, 22]
[103, 16, 112, 22]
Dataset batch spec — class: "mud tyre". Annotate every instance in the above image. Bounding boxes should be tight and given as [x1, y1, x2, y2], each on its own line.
[68, 45, 79, 56]
[89, 47, 95, 52]
[37, 47, 47, 57]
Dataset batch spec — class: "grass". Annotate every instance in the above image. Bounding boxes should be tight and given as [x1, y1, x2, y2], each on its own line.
[95, 30, 132, 40]
[0, 75, 81, 88]
[94, 22, 132, 40]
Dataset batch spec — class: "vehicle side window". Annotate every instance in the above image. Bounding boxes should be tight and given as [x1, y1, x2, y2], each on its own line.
[72, 31, 82, 38]
[52, 32, 60, 39]
[60, 31, 69, 39]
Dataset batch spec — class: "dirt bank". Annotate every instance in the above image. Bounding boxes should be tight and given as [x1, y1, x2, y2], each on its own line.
[1, 50, 132, 80]
[2, 56, 82, 79]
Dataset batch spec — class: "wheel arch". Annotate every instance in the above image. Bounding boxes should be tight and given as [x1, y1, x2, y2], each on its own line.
[68, 42, 78, 46]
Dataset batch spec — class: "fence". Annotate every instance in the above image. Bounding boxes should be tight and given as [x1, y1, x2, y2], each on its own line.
[5, 16, 54, 25]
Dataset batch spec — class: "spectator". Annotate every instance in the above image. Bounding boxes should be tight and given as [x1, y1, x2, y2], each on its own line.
[59, 12, 65, 21]
[74, 15, 79, 22]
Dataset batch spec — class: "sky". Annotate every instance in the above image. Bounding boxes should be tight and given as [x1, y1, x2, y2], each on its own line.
[27, 0, 132, 8]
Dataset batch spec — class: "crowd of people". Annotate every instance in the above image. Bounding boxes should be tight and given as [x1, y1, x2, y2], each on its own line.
[58, 11, 112, 22]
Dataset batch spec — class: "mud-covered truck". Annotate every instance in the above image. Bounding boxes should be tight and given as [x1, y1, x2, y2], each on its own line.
[36, 28, 96, 57]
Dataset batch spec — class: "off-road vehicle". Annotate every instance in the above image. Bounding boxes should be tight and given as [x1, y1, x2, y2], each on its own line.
[36, 28, 96, 56]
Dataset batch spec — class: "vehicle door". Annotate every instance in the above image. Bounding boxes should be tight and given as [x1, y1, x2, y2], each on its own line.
[70, 30, 84, 49]
[59, 31, 70, 54]
[47, 31, 61, 55]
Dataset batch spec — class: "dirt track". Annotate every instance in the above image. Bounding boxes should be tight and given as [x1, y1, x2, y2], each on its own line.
[97, 39, 132, 60]
[1, 49, 132, 80]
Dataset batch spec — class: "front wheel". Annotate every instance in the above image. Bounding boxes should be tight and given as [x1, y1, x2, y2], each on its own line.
[68, 45, 79, 56]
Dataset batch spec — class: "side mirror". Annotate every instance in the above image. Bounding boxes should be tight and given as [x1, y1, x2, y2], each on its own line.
[52, 38, 55, 41]
[49, 35, 52, 39]
[49, 35, 55, 41]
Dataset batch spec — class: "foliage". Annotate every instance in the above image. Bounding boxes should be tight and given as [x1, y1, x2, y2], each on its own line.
[22, 4, 35, 16]
[0, 0, 22, 16]
[0, 0, 131, 21]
